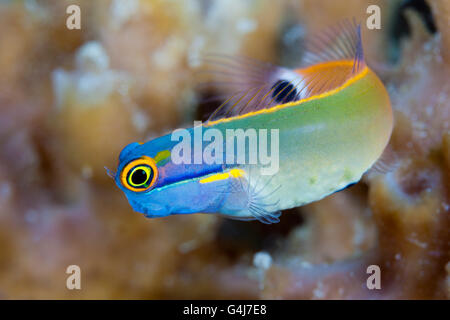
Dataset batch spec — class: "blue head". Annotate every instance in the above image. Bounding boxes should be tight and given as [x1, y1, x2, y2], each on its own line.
[113, 136, 223, 218]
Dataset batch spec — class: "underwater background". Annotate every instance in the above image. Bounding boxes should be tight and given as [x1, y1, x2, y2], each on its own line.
[0, 0, 448, 299]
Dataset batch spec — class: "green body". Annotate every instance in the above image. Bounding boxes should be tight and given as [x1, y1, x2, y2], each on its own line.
[209, 68, 392, 212]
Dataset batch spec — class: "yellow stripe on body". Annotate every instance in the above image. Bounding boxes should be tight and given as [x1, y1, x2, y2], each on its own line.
[154, 150, 171, 164]
[199, 169, 245, 184]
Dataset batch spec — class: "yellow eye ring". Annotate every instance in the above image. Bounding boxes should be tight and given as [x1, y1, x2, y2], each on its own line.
[120, 156, 158, 192]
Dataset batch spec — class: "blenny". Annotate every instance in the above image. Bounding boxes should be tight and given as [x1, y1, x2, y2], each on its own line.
[111, 20, 393, 224]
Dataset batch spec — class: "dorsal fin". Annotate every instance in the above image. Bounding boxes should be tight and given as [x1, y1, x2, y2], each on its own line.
[196, 20, 366, 123]
[301, 19, 365, 73]
[195, 54, 291, 121]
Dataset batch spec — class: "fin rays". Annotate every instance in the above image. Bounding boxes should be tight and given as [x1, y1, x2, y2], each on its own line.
[213, 166, 282, 224]
[195, 19, 366, 124]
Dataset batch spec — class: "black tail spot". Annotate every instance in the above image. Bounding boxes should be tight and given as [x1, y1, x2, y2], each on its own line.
[271, 80, 297, 103]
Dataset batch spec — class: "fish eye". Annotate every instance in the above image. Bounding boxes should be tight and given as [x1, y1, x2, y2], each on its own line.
[120, 156, 158, 192]
[129, 165, 152, 187]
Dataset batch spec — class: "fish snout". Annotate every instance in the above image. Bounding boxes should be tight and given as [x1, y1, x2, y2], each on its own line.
[131, 200, 170, 218]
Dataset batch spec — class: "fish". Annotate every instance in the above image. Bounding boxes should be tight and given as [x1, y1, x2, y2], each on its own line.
[111, 20, 393, 224]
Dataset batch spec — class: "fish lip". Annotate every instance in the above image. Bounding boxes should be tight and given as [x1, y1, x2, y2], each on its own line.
[130, 200, 170, 218]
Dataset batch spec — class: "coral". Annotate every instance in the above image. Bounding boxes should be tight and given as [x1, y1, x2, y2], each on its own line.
[0, 0, 448, 299]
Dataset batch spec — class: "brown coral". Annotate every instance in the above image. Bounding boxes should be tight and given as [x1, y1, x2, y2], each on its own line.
[0, 0, 448, 299]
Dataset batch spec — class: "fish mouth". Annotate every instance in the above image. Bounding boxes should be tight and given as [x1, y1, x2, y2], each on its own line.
[130, 200, 170, 218]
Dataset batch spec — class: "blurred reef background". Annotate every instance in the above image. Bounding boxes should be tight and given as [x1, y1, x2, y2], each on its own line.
[0, 0, 448, 299]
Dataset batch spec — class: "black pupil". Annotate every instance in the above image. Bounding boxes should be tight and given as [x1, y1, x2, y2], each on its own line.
[131, 168, 148, 185]
[271, 80, 297, 103]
